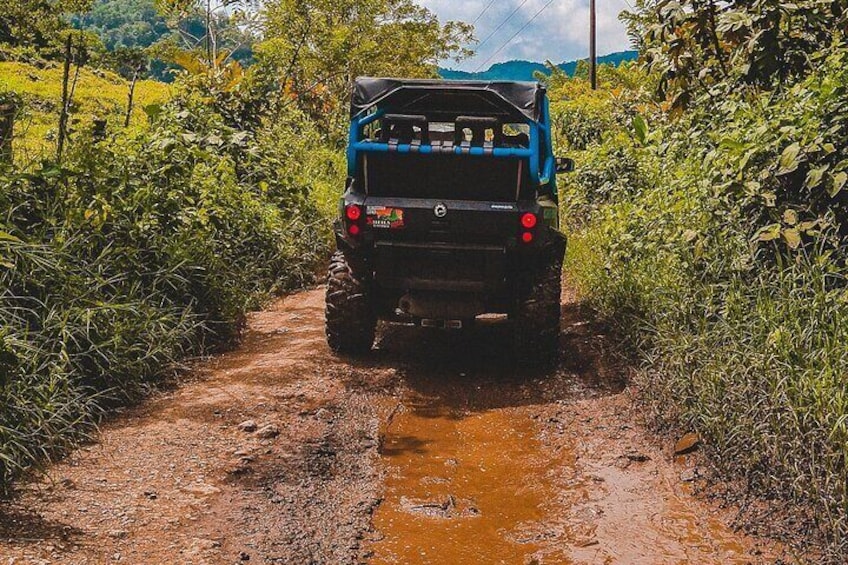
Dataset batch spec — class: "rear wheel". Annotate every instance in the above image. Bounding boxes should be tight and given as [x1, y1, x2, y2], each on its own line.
[325, 251, 376, 355]
[513, 258, 562, 367]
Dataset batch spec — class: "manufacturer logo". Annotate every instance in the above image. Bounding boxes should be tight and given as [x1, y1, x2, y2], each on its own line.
[433, 203, 448, 218]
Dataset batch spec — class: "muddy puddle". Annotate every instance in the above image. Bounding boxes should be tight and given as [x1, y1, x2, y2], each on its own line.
[367, 319, 779, 564]
[372, 399, 567, 564]
[370, 391, 770, 565]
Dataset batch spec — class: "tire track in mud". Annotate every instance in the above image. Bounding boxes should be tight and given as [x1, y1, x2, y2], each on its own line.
[0, 288, 787, 564]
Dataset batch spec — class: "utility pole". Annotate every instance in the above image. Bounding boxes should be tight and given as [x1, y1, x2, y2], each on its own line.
[589, 0, 597, 89]
[206, 0, 212, 64]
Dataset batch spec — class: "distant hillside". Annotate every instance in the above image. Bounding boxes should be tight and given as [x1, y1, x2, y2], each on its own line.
[439, 50, 638, 82]
[0, 61, 169, 159]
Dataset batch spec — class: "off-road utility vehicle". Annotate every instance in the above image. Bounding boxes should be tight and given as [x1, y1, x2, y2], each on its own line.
[326, 78, 572, 365]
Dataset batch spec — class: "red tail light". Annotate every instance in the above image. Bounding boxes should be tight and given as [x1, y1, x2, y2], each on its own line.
[521, 213, 538, 229]
[345, 205, 362, 221]
[348, 224, 361, 236]
[521, 231, 534, 244]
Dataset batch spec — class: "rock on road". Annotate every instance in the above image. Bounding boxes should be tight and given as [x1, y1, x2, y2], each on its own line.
[0, 288, 782, 564]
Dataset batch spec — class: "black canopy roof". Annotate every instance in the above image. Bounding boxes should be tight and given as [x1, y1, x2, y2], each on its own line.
[351, 77, 545, 122]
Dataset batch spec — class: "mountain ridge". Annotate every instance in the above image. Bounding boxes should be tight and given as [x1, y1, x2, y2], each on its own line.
[439, 50, 638, 82]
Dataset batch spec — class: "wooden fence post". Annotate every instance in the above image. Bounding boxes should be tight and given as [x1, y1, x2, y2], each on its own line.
[0, 102, 14, 164]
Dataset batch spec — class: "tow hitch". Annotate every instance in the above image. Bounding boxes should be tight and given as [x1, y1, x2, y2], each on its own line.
[420, 319, 463, 330]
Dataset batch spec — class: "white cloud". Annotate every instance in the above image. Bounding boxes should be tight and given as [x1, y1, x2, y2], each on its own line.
[418, 0, 634, 71]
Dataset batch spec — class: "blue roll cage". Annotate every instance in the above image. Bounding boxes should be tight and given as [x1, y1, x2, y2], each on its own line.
[346, 94, 557, 194]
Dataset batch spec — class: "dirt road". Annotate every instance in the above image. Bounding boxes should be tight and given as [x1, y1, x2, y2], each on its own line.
[0, 288, 784, 564]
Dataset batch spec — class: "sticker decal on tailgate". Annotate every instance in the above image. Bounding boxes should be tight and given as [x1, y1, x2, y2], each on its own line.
[367, 206, 405, 229]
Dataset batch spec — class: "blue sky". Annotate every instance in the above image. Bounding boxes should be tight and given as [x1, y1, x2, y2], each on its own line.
[418, 0, 634, 71]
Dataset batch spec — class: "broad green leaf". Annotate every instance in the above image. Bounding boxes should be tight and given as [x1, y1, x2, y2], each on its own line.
[739, 149, 755, 171]
[805, 166, 827, 189]
[783, 228, 801, 250]
[41, 166, 63, 179]
[756, 224, 781, 242]
[143, 104, 163, 121]
[720, 138, 745, 151]
[633, 115, 648, 145]
[783, 209, 798, 226]
[830, 172, 847, 197]
[231, 131, 251, 146]
[778, 142, 801, 174]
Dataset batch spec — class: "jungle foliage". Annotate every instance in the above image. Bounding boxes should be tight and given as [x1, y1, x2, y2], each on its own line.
[0, 0, 94, 54]
[0, 0, 468, 492]
[70, 0, 171, 51]
[555, 2, 848, 559]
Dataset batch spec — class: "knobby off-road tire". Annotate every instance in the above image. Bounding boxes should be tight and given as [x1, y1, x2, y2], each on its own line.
[325, 251, 376, 355]
[513, 257, 563, 368]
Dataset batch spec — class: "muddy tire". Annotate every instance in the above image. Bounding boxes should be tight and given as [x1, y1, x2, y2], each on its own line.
[513, 258, 562, 367]
[325, 251, 376, 355]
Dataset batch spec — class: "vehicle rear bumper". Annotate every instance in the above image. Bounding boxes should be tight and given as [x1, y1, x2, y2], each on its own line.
[373, 240, 507, 293]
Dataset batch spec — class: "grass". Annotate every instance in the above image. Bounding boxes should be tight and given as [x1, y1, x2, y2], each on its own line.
[0, 61, 170, 162]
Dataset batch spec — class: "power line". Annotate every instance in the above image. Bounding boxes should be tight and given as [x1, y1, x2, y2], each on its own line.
[472, 0, 533, 56]
[474, 0, 559, 72]
[471, 0, 497, 26]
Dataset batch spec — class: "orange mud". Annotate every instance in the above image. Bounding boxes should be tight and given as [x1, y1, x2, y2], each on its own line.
[0, 288, 793, 564]
[374, 404, 563, 564]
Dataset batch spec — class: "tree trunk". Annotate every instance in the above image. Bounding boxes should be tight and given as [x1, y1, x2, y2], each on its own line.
[125, 69, 139, 128]
[57, 34, 72, 163]
[707, 0, 728, 77]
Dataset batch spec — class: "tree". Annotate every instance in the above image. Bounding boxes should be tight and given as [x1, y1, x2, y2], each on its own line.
[257, 0, 472, 137]
[69, 0, 256, 81]
[622, 0, 848, 110]
[154, 0, 258, 66]
[70, 0, 171, 51]
[0, 0, 93, 52]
